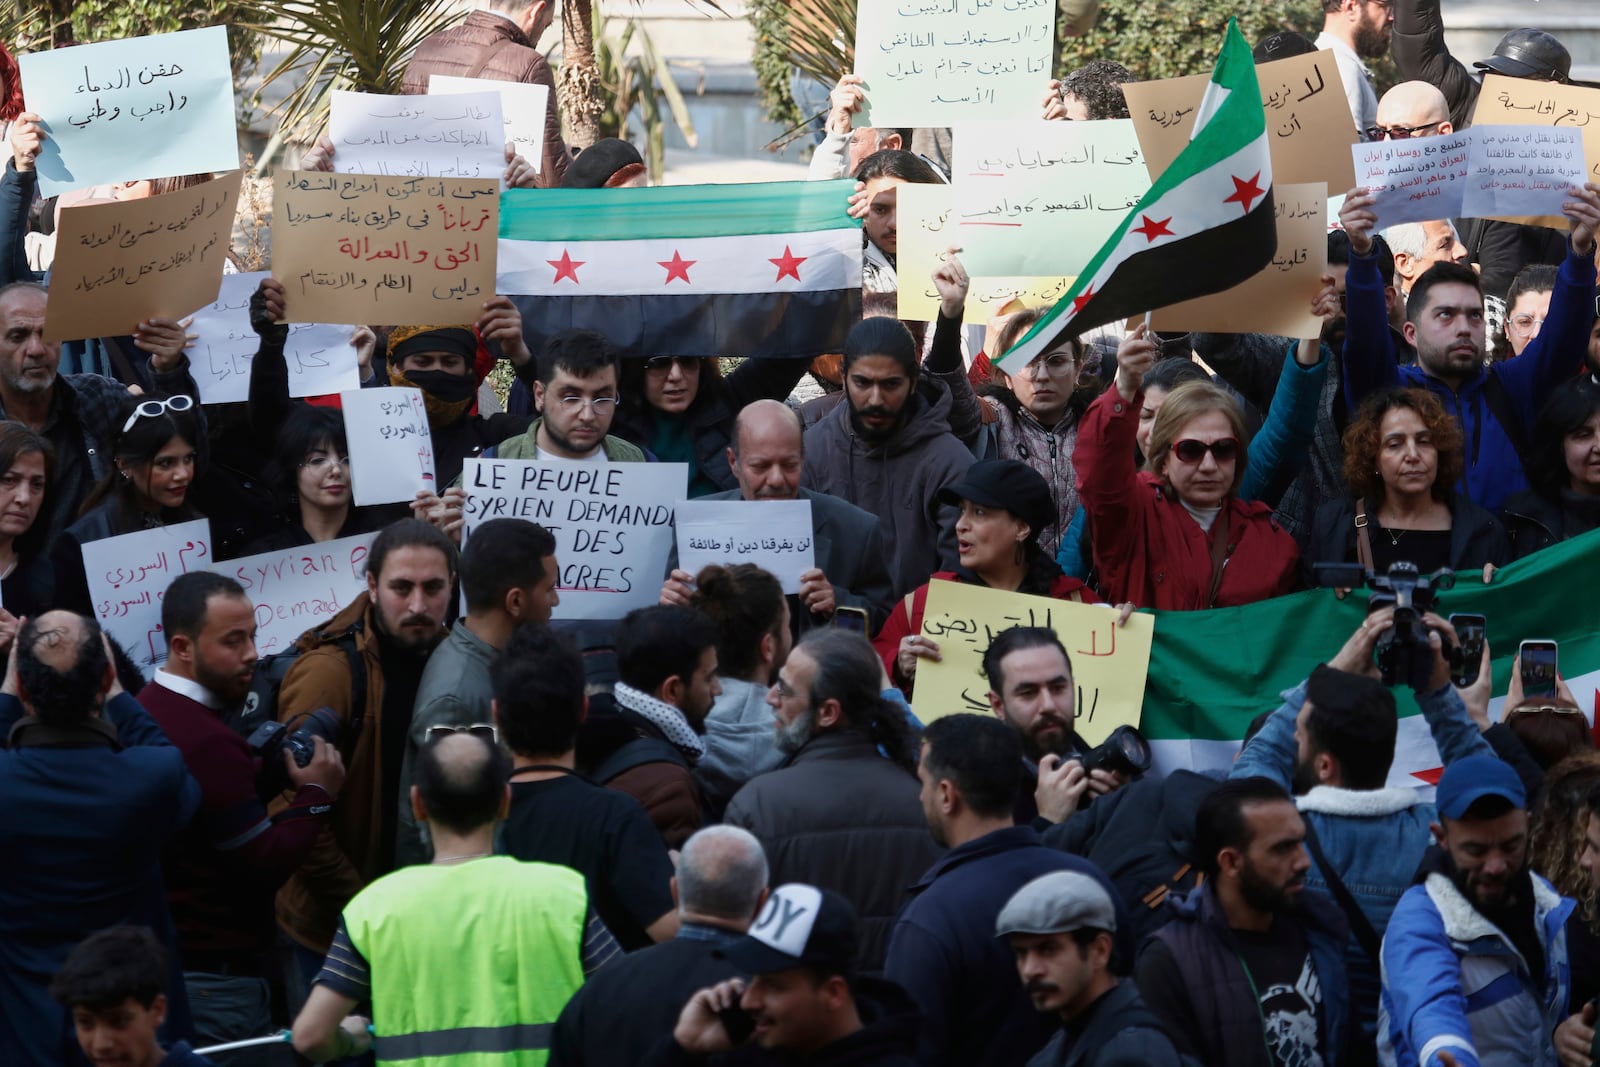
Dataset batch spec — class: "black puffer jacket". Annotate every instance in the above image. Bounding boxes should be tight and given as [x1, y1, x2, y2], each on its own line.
[1501, 488, 1600, 561]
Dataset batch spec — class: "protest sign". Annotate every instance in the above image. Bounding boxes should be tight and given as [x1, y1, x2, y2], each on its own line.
[83, 518, 211, 677]
[675, 500, 815, 594]
[272, 171, 498, 325]
[19, 26, 239, 197]
[461, 458, 687, 620]
[45, 171, 241, 344]
[1151, 182, 1328, 337]
[188, 272, 360, 404]
[895, 183, 1074, 321]
[1470, 74, 1600, 227]
[854, 0, 1053, 128]
[214, 533, 376, 655]
[330, 90, 506, 181]
[1353, 125, 1584, 230]
[1125, 50, 1357, 191]
[428, 75, 549, 174]
[952, 120, 1149, 277]
[915, 580, 1155, 744]
[342, 387, 435, 506]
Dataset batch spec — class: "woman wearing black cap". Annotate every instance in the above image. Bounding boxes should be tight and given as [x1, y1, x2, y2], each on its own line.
[871, 459, 1097, 695]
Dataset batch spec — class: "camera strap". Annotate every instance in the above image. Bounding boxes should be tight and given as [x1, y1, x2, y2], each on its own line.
[1205, 507, 1231, 608]
[1301, 815, 1382, 965]
[1354, 502, 1374, 572]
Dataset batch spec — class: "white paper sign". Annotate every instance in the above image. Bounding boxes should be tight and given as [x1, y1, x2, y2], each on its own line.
[675, 500, 815, 595]
[428, 75, 549, 175]
[460, 458, 688, 620]
[213, 533, 376, 654]
[329, 89, 505, 180]
[83, 518, 211, 677]
[342, 387, 436, 505]
[188, 271, 360, 404]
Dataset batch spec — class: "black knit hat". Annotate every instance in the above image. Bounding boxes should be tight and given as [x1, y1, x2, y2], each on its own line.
[560, 137, 646, 189]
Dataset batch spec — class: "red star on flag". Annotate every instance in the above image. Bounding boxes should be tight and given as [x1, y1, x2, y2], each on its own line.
[1223, 172, 1266, 215]
[658, 250, 696, 284]
[1131, 215, 1175, 243]
[770, 245, 807, 282]
[1411, 766, 1444, 787]
[548, 250, 584, 284]
[1071, 286, 1096, 315]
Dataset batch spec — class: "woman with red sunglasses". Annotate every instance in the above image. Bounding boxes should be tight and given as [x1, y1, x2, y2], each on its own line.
[1075, 325, 1302, 610]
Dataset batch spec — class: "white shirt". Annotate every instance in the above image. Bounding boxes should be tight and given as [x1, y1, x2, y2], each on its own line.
[152, 668, 222, 710]
[1316, 32, 1378, 140]
[535, 445, 609, 463]
[1181, 499, 1223, 533]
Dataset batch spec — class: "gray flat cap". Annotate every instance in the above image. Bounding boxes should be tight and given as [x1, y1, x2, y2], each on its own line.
[995, 871, 1117, 937]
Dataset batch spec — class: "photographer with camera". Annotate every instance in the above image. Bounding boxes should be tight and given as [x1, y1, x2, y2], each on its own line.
[1230, 608, 1494, 1067]
[138, 572, 345, 1057]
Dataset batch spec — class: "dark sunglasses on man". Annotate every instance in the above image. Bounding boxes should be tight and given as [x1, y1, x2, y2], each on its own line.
[1364, 122, 1441, 141]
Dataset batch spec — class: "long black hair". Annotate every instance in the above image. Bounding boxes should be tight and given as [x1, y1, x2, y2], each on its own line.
[264, 405, 349, 518]
[1530, 377, 1600, 497]
[0, 422, 53, 559]
[79, 397, 202, 532]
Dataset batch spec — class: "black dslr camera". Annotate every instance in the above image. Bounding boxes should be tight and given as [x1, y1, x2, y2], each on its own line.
[1079, 725, 1153, 778]
[1314, 561, 1456, 689]
[247, 707, 341, 799]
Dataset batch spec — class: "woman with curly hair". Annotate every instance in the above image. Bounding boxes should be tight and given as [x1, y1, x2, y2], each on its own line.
[1528, 753, 1600, 1010]
[1302, 387, 1506, 581]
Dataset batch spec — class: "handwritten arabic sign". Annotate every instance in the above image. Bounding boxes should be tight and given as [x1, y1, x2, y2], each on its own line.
[214, 533, 375, 655]
[916, 580, 1155, 744]
[189, 272, 360, 405]
[462, 458, 688, 621]
[1354, 126, 1585, 230]
[342, 387, 435, 505]
[854, 0, 1053, 128]
[1124, 50, 1357, 193]
[330, 89, 506, 181]
[428, 75, 549, 175]
[45, 171, 241, 344]
[953, 119, 1149, 277]
[272, 171, 498, 326]
[1151, 183, 1329, 338]
[896, 183, 1074, 321]
[84, 518, 211, 678]
[675, 500, 815, 595]
[19, 27, 239, 198]
[1470, 75, 1600, 228]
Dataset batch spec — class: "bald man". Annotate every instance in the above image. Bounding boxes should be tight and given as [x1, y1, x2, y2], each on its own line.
[1371, 79, 1451, 140]
[660, 399, 894, 634]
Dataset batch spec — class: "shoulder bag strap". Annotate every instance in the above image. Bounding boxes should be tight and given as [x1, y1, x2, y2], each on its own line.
[1301, 815, 1383, 964]
[465, 36, 510, 79]
[1205, 506, 1231, 608]
[1354, 501, 1374, 573]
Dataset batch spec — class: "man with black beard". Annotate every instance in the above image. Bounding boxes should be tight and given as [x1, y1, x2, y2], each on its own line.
[1379, 756, 1573, 1067]
[1136, 777, 1351, 1067]
[1316, 0, 1391, 139]
[1230, 610, 1492, 1067]
[800, 316, 974, 599]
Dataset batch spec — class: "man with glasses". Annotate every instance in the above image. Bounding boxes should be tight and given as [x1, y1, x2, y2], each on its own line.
[489, 328, 646, 463]
[1317, 0, 1392, 139]
[1366, 79, 1451, 144]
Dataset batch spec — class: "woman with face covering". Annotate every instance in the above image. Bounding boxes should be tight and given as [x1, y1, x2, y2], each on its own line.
[1302, 387, 1506, 582]
[1502, 377, 1600, 560]
[871, 459, 1098, 694]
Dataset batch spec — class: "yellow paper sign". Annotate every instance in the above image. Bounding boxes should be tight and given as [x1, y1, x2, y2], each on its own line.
[1125, 50, 1358, 193]
[272, 171, 498, 326]
[45, 171, 241, 344]
[896, 182, 1074, 322]
[1469, 74, 1600, 229]
[915, 580, 1154, 745]
[1151, 182, 1329, 337]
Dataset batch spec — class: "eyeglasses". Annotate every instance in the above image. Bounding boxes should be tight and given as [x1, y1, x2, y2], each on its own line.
[424, 723, 500, 745]
[1022, 353, 1078, 378]
[1508, 314, 1547, 335]
[1170, 437, 1240, 464]
[121, 394, 195, 433]
[1365, 122, 1441, 141]
[644, 356, 698, 374]
[300, 454, 350, 473]
[1362, 0, 1393, 8]
[554, 395, 618, 414]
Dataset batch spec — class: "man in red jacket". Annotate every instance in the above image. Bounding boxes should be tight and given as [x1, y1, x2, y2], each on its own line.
[139, 572, 346, 1055]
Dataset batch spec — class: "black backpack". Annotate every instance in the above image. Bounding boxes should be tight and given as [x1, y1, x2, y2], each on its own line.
[227, 621, 369, 742]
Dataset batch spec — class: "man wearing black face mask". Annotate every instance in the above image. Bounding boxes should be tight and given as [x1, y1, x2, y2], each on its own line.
[800, 316, 973, 599]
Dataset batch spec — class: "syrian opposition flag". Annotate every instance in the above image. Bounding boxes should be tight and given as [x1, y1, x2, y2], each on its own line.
[997, 19, 1275, 374]
[497, 179, 862, 358]
[1143, 529, 1600, 793]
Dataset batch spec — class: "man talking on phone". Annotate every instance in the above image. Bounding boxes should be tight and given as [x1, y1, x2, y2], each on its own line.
[654, 883, 920, 1066]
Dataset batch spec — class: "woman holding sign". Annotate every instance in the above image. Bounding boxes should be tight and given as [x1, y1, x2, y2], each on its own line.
[872, 459, 1097, 695]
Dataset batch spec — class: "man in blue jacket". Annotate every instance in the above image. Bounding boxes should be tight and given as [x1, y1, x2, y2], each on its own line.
[1337, 181, 1600, 512]
[1379, 755, 1572, 1067]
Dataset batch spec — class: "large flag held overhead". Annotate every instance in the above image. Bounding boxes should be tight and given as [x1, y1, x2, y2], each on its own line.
[498, 180, 862, 359]
[997, 19, 1277, 374]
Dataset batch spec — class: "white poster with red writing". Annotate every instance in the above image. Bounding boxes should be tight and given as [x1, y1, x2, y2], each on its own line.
[342, 386, 436, 506]
[83, 518, 212, 678]
[212, 533, 376, 655]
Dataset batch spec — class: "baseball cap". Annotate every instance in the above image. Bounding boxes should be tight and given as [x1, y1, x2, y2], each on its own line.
[719, 884, 858, 977]
[1435, 755, 1526, 820]
[1474, 28, 1571, 83]
[995, 871, 1117, 937]
[938, 460, 1056, 540]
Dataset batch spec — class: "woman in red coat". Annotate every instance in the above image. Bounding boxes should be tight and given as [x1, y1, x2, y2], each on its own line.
[1075, 324, 1299, 610]
[873, 459, 1097, 694]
